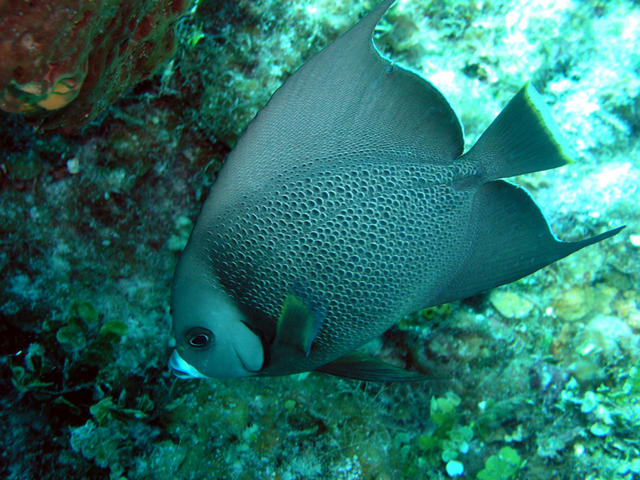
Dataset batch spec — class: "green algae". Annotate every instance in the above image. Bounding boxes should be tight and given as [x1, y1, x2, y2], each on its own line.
[477, 446, 523, 480]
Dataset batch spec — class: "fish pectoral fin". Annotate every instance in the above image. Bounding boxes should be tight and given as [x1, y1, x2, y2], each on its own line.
[274, 292, 324, 356]
[316, 353, 428, 383]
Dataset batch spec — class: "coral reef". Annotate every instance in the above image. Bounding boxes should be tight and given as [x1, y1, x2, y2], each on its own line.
[0, 0, 638, 479]
[0, 0, 193, 130]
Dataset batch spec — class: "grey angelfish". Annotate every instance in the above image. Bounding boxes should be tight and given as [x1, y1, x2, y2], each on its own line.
[169, 0, 622, 382]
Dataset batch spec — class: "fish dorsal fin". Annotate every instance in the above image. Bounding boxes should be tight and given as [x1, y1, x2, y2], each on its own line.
[316, 352, 430, 383]
[222, 0, 463, 188]
[273, 291, 324, 356]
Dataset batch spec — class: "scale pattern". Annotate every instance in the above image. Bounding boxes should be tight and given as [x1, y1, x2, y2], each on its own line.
[206, 155, 480, 367]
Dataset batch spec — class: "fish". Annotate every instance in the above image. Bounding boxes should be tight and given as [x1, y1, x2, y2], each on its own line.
[169, 0, 623, 382]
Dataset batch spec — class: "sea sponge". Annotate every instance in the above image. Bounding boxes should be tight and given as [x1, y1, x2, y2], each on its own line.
[0, 0, 192, 131]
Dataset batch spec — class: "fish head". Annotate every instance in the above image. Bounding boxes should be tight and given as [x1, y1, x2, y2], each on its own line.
[170, 261, 264, 379]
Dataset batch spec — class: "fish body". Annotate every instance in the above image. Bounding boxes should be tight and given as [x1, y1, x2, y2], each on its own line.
[194, 157, 480, 374]
[169, 0, 622, 381]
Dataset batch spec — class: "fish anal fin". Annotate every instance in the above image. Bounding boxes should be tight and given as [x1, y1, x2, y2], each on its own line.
[431, 180, 624, 306]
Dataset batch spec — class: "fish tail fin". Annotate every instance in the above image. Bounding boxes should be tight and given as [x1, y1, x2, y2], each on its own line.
[430, 180, 624, 306]
[462, 82, 572, 179]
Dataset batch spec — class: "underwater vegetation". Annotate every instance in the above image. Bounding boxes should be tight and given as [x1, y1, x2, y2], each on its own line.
[0, 0, 639, 479]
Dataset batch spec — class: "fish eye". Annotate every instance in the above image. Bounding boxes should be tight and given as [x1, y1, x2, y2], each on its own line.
[185, 327, 214, 349]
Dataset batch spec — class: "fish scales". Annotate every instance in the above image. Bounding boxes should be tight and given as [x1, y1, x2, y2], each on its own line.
[207, 158, 480, 367]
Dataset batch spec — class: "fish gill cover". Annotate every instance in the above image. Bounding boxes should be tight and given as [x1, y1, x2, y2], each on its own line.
[0, 0, 639, 479]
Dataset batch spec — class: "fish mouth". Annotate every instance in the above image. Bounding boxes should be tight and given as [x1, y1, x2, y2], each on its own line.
[169, 350, 208, 379]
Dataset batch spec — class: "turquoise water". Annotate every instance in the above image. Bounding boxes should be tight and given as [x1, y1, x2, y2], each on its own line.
[0, 0, 638, 478]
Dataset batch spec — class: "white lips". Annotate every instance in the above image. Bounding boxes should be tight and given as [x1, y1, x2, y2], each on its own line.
[169, 350, 208, 379]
